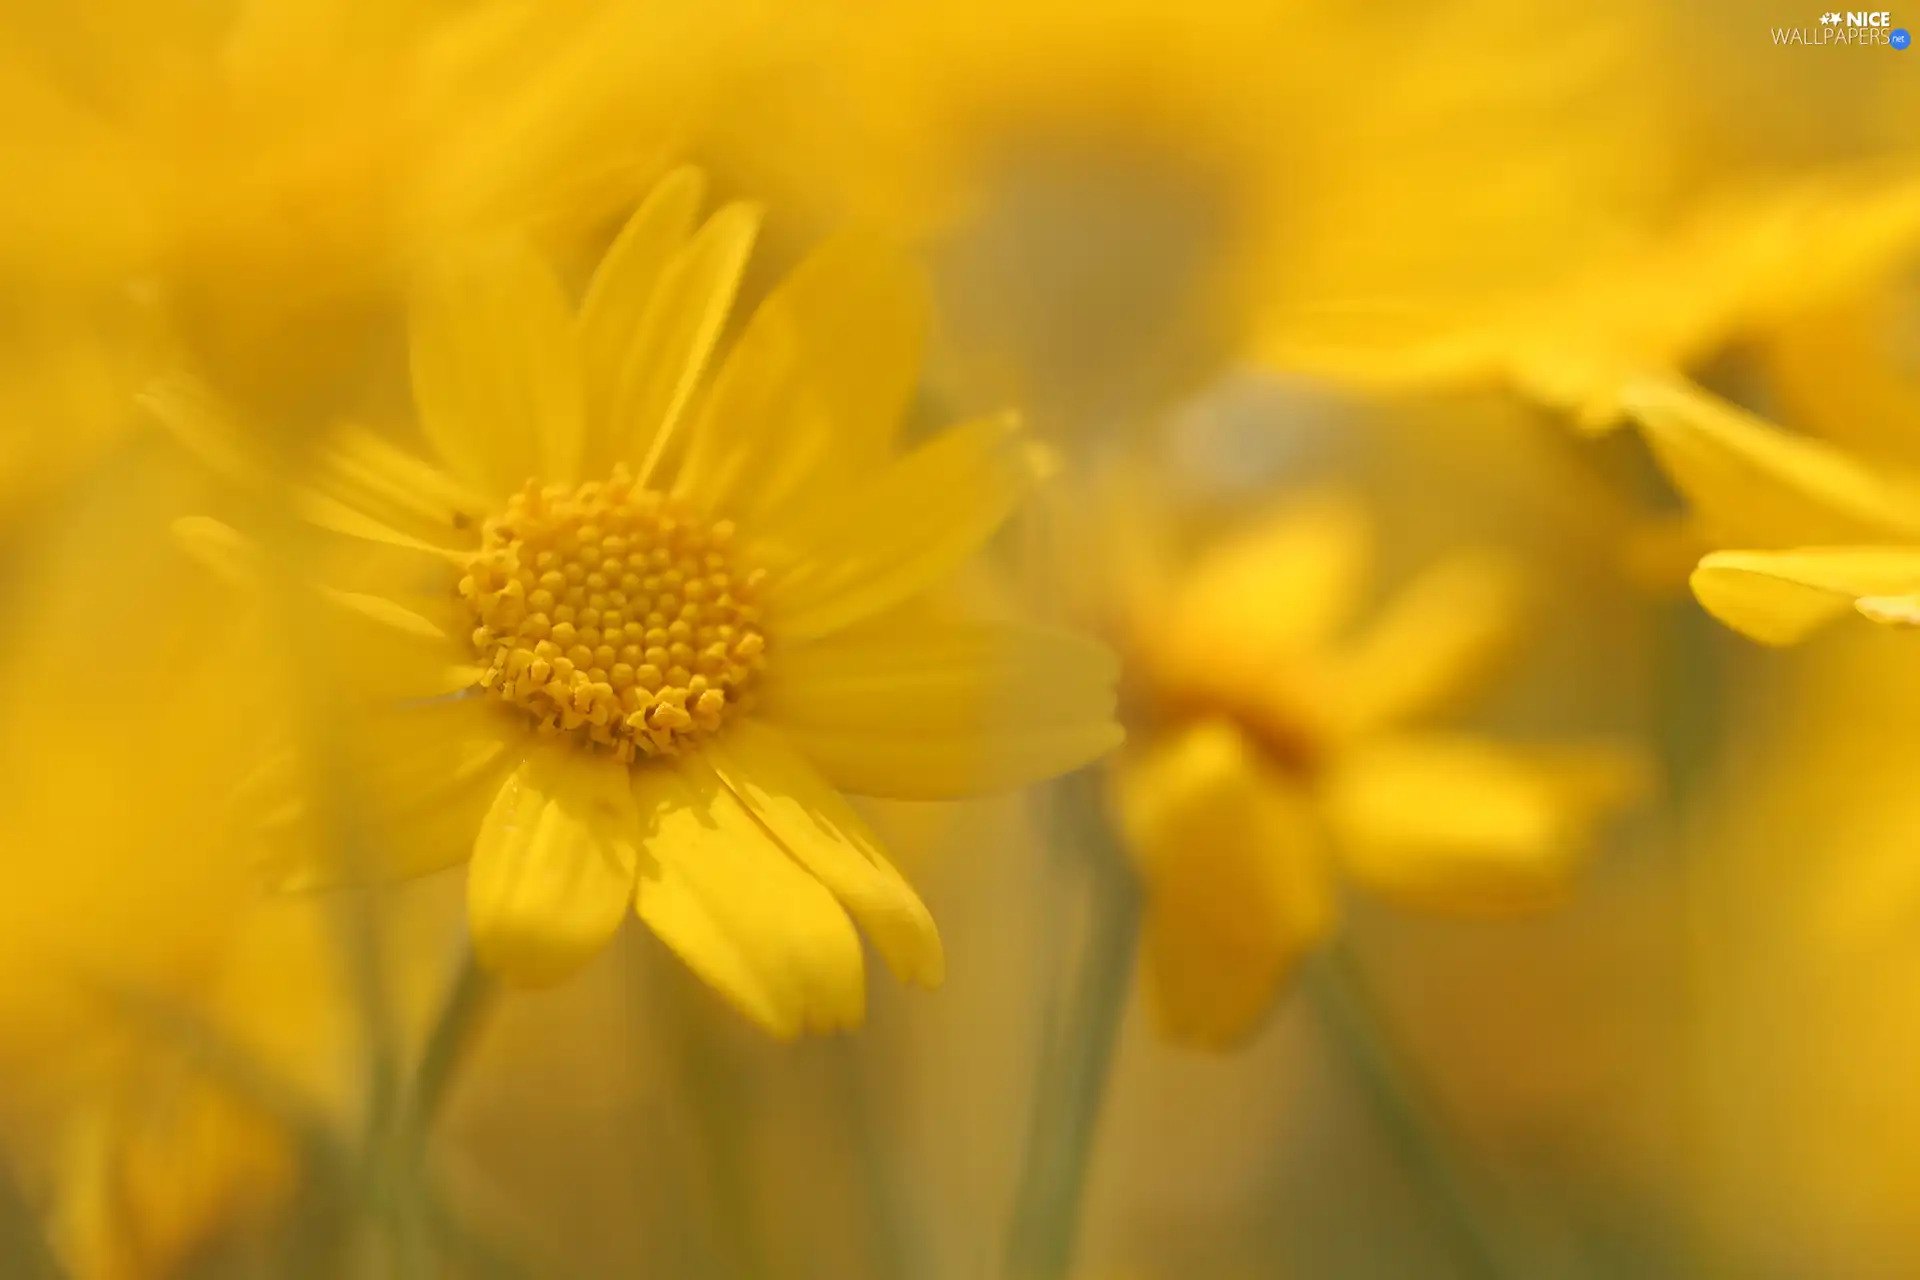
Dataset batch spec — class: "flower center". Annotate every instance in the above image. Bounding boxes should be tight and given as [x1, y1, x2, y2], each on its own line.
[459, 466, 767, 763]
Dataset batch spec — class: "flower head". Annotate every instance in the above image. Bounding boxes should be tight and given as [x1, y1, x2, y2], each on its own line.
[188, 169, 1122, 1038]
[0, 0, 709, 421]
[1089, 479, 1642, 1046]
[707, 0, 1679, 430]
[30, 892, 452, 1280]
[1285, 167, 1920, 432]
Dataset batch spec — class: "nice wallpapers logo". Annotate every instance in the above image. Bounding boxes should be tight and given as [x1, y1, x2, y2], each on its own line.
[1773, 10, 1912, 45]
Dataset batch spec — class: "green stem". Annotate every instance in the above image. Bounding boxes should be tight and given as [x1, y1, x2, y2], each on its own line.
[829, 1039, 917, 1280]
[1303, 940, 1512, 1280]
[658, 968, 767, 1280]
[410, 943, 497, 1135]
[1002, 768, 1140, 1280]
[0, 1157, 64, 1280]
[371, 943, 495, 1280]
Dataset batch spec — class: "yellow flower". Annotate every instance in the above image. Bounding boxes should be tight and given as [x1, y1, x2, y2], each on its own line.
[1271, 165, 1920, 431]
[1680, 627, 1920, 1272]
[0, 294, 163, 535]
[0, 0, 708, 420]
[0, 447, 258, 1070]
[0, 450, 416, 1278]
[1622, 374, 1920, 645]
[188, 169, 1122, 1039]
[711, 0, 1673, 428]
[1764, 261, 1920, 472]
[29, 891, 453, 1280]
[1099, 486, 1642, 1046]
[43, 905, 338, 1280]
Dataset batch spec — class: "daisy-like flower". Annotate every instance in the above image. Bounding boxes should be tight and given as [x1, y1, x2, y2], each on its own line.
[1622, 374, 1920, 644]
[188, 170, 1122, 1038]
[704, 0, 1673, 432]
[2, 878, 463, 1280]
[40, 898, 439, 1280]
[1086, 483, 1641, 1046]
[1278, 166, 1920, 432]
[0, 0, 714, 422]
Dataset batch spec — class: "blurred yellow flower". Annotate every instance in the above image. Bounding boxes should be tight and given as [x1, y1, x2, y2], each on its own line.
[1098, 488, 1642, 1046]
[1766, 267, 1920, 471]
[0, 0, 710, 421]
[0, 295, 163, 534]
[716, 0, 1675, 429]
[0, 447, 258, 1072]
[46, 904, 354, 1280]
[1276, 165, 1920, 431]
[187, 169, 1122, 1039]
[0, 450, 367, 1278]
[22, 886, 458, 1280]
[1623, 375, 1920, 645]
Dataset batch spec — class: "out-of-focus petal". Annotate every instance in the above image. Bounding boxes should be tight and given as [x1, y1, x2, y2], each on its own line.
[1622, 376, 1920, 548]
[306, 424, 488, 551]
[409, 240, 585, 500]
[601, 200, 762, 482]
[579, 166, 706, 464]
[674, 234, 929, 529]
[1115, 720, 1335, 1047]
[759, 610, 1121, 798]
[757, 413, 1041, 641]
[253, 695, 524, 891]
[1168, 489, 1371, 658]
[1323, 734, 1641, 915]
[1328, 550, 1525, 735]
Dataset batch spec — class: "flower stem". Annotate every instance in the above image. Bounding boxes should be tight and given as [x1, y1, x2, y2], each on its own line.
[410, 941, 496, 1135]
[828, 1038, 918, 1280]
[0, 1156, 63, 1280]
[366, 942, 497, 1280]
[1303, 940, 1513, 1280]
[1002, 768, 1140, 1280]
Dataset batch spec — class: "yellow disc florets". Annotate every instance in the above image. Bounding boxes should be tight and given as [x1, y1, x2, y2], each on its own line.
[459, 466, 767, 763]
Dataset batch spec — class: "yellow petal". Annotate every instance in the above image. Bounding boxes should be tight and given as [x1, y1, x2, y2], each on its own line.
[1322, 735, 1640, 915]
[1115, 721, 1336, 1048]
[140, 378, 267, 488]
[315, 588, 480, 702]
[1145, 489, 1372, 698]
[170, 515, 476, 703]
[580, 166, 706, 465]
[261, 695, 524, 889]
[632, 752, 866, 1039]
[1690, 546, 1920, 645]
[759, 413, 1040, 641]
[674, 234, 930, 530]
[306, 423, 488, 551]
[605, 200, 762, 483]
[1621, 375, 1920, 548]
[468, 744, 639, 986]
[296, 491, 468, 567]
[171, 516, 258, 587]
[1328, 550, 1524, 735]
[760, 610, 1122, 799]
[704, 719, 942, 987]
[1857, 594, 1920, 626]
[409, 239, 585, 501]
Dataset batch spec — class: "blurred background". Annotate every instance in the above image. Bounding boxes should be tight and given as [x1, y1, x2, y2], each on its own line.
[2, 0, 1919, 1276]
